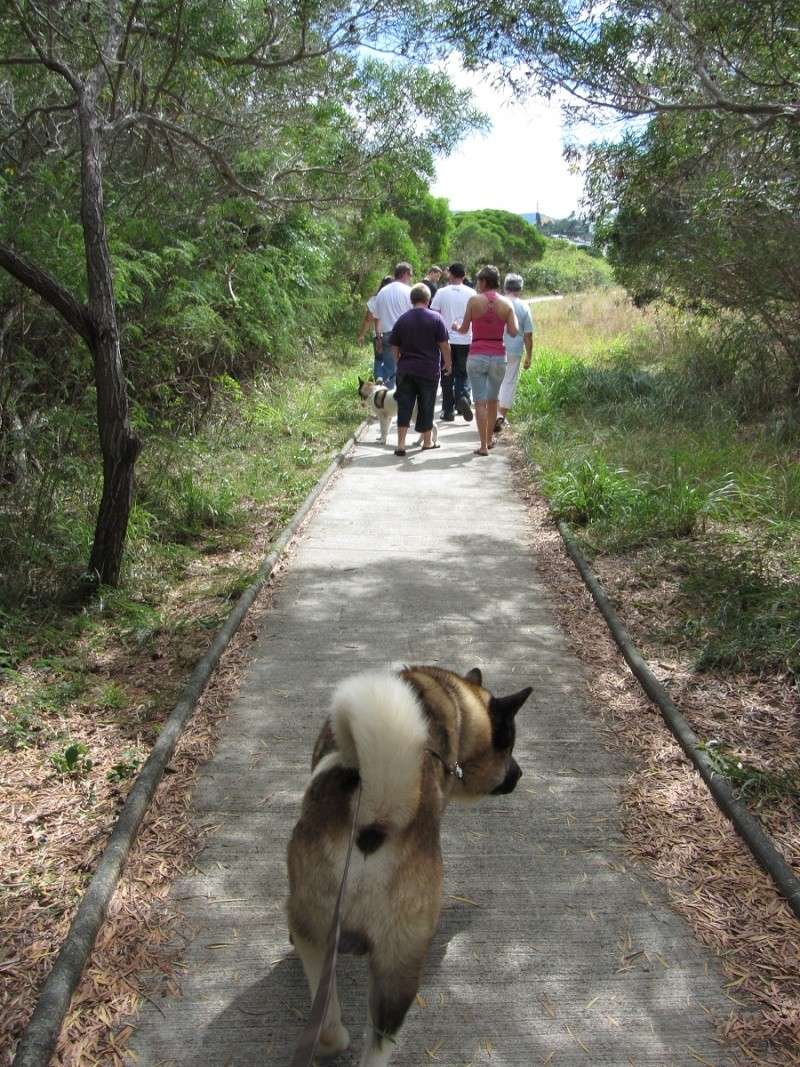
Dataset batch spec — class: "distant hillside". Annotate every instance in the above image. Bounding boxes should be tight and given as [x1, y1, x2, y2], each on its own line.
[522, 211, 593, 241]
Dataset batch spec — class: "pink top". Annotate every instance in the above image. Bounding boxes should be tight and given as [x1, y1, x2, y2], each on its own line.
[469, 290, 505, 356]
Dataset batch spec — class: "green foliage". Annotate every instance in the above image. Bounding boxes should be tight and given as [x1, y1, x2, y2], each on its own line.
[525, 239, 613, 294]
[1, 709, 45, 752]
[677, 551, 800, 681]
[586, 90, 800, 390]
[51, 741, 93, 778]
[515, 292, 800, 680]
[450, 209, 545, 275]
[698, 741, 800, 807]
[108, 751, 143, 783]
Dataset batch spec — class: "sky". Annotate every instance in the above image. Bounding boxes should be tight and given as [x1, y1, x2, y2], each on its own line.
[429, 64, 587, 220]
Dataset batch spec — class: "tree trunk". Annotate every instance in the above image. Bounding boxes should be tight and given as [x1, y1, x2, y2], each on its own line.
[78, 93, 141, 587]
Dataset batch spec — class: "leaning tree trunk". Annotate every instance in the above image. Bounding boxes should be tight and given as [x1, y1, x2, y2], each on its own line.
[78, 93, 141, 587]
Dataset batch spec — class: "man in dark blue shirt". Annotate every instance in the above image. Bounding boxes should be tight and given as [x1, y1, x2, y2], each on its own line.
[389, 284, 452, 456]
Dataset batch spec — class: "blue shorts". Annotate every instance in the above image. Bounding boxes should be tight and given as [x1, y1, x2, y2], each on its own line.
[467, 355, 506, 402]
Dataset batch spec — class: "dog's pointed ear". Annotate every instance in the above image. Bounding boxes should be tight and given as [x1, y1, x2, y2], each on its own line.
[358, 376, 365, 387]
[490, 686, 533, 718]
[465, 667, 483, 686]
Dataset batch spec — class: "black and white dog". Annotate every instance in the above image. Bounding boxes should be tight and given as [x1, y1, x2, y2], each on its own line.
[357, 378, 438, 447]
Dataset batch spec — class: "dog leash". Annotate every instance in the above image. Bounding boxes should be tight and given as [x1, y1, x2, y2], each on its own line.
[289, 783, 362, 1067]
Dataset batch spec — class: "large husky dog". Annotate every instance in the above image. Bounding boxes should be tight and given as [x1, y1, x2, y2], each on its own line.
[357, 377, 438, 447]
[287, 665, 532, 1066]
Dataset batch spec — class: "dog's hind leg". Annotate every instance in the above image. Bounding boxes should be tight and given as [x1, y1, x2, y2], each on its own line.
[359, 955, 423, 1066]
[292, 932, 350, 1056]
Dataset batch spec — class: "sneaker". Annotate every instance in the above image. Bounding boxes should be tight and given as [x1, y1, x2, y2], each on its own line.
[494, 415, 506, 434]
[440, 412, 455, 422]
[456, 396, 473, 422]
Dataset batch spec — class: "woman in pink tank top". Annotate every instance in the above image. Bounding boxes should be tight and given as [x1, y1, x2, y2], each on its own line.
[453, 265, 518, 454]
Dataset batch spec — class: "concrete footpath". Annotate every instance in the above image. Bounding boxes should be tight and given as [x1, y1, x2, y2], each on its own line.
[128, 414, 738, 1066]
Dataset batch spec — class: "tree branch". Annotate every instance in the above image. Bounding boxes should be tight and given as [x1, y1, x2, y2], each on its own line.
[0, 244, 93, 344]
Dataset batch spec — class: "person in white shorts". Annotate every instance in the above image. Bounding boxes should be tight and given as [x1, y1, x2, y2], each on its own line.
[495, 273, 534, 434]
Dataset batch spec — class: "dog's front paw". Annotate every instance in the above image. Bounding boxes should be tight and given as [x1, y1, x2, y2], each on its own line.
[318, 1023, 350, 1056]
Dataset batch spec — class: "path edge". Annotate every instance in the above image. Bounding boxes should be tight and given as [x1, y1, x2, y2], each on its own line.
[12, 420, 368, 1067]
[556, 518, 800, 923]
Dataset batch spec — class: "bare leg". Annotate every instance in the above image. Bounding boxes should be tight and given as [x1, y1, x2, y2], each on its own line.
[474, 401, 489, 454]
[396, 425, 408, 451]
[486, 399, 499, 446]
[292, 933, 350, 1056]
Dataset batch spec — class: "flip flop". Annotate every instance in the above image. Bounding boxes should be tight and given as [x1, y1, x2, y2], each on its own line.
[473, 448, 489, 456]
[421, 443, 440, 450]
[394, 448, 407, 457]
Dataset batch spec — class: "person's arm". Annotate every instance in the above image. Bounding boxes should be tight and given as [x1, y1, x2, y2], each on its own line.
[439, 340, 452, 375]
[453, 294, 477, 333]
[503, 298, 519, 338]
[523, 332, 533, 368]
[356, 306, 373, 345]
[391, 344, 401, 368]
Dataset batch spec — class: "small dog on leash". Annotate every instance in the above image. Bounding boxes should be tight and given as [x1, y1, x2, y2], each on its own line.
[357, 377, 438, 447]
[287, 664, 532, 1065]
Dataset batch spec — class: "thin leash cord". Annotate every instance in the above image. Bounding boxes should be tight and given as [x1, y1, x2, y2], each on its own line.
[289, 783, 362, 1067]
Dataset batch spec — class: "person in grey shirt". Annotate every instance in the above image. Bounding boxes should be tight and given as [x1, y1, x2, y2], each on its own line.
[495, 272, 534, 434]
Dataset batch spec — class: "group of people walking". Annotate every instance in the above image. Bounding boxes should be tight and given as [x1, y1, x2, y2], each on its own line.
[357, 261, 534, 457]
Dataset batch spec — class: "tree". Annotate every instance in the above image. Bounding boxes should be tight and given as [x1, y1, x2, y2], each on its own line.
[450, 0, 800, 127]
[437, 0, 800, 379]
[587, 111, 800, 387]
[450, 209, 545, 274]
[0, 0, 482, 585]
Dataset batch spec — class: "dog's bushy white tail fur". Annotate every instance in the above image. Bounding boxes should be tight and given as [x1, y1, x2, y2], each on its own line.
[332, 670, 428, 832]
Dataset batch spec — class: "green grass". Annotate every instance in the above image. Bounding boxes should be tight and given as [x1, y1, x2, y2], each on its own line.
[0, 346, 366, 751]
[515, 293, 800, 684]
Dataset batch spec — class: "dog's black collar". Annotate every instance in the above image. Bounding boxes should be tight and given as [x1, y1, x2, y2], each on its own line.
[427, 748, 464, 780]
[374, 387, 388, 409]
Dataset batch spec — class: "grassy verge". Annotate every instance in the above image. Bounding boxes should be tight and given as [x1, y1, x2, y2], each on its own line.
[0, 344, 365, 1057]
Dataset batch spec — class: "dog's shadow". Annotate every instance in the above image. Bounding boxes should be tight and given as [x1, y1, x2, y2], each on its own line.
[188, 903, 476, 1065]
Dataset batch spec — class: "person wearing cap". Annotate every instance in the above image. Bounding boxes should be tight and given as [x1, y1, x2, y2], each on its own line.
[430, 262, 474, 423]
[495, 273, 534, 435]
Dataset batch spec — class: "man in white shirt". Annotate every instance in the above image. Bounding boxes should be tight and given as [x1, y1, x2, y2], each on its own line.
[364, 262, 413, 387]
[430, 262, 474, 422]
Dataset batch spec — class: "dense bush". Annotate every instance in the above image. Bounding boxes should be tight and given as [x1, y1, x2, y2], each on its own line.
[524, 239, 613, 294]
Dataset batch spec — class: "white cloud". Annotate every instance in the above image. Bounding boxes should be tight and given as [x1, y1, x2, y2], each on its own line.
[430, 64, 585, 219]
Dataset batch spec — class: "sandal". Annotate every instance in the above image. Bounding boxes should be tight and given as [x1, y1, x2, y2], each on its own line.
[421, 443, 440, 450]
[473, 448, 489, 456]
[394, 448, 407, 457]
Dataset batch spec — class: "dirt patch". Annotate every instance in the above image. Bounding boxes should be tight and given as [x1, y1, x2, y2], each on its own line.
[510, 441, 800, 1065]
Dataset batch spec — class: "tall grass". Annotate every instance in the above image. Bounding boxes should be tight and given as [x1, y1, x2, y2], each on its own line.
[515, 291, 800, 682]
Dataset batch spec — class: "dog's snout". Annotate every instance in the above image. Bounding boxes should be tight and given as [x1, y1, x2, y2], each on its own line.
[491, 759, 522, 795]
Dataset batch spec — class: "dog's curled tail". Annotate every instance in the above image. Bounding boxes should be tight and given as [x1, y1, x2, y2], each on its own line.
[332, 670, 428, 835]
